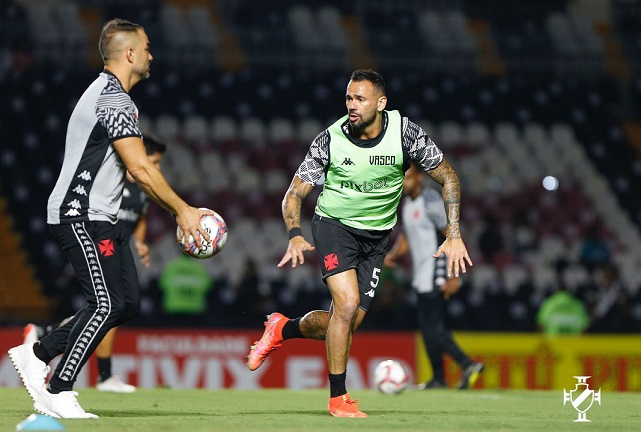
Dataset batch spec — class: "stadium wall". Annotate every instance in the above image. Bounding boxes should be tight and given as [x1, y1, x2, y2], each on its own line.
[0, 329, 639, 391]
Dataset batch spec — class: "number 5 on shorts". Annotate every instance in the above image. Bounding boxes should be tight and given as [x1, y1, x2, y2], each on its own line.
[370, 267, 381, 288]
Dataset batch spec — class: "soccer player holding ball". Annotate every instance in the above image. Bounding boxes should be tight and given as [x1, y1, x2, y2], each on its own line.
[9, 19, 214, 419]
[247, 69, 472, 418]
[23, 136, 167, 393]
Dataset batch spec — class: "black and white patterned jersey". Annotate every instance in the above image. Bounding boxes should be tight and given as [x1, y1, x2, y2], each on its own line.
[295, 111, 443, 185]
[47, 71, 142, 225]
[402, 187, 448, 293]
[117, 180, 148, 235]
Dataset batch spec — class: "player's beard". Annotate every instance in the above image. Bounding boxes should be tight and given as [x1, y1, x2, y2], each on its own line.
[348, 110, 376, 135]
[135, 61, 151, 81]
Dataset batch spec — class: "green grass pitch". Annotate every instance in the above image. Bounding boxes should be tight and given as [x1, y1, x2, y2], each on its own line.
[1, 387, 639, 431]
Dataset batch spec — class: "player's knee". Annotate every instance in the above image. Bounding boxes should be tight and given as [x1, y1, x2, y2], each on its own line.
[351, 309, 367, 332]
[117, 300, 140, 323]
[333, 298, 360, 322]
[108, 300, 139, 324]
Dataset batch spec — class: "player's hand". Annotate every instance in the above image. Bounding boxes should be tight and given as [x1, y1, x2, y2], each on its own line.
[383, 254, 397, 268]
[176, 207, 214, 250]
[433, 237, 473, 278]
[136, 240, 150, 268]
[277, 236, 315, 268]
[440, 277, 461, 300]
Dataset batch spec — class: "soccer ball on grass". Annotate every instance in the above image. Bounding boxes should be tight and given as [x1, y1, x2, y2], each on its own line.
[373, 359, 410, 395]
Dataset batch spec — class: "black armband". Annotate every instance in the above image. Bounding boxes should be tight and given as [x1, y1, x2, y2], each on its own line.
[288, 227, 302, 239]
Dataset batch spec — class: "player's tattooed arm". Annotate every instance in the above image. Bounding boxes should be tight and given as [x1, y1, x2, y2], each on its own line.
[427, 158, 462, 239]
[279, 175, 316, 268]
[282, 175, 314, 231]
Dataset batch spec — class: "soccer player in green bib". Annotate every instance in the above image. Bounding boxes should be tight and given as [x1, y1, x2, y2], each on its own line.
[247, 69, 473, 418]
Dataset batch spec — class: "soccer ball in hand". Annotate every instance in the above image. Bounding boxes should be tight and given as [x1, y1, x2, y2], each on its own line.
[176, 209, 228, 259]
[374, 360, 410, 395]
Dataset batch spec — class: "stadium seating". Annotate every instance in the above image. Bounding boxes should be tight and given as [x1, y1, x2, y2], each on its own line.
[1, 0, 641, 332]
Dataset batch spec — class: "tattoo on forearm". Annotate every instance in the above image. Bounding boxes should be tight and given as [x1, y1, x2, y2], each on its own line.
[447, 219, 461, 238]
[282, 194, 302, 231]
[282, 178, 312, 231]
[429, 159, 462, 239]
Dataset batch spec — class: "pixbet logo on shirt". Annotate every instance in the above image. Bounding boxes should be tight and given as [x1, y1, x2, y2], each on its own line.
[339, 178, 389, 192]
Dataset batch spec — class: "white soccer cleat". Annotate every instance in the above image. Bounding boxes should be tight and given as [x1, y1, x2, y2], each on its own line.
[34, 388, 98, 419]
[8, 343, 50, 404]
[96, 376, 136, 393]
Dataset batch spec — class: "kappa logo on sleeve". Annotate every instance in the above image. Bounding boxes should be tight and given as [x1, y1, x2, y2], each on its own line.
[98, 239, 115, 257]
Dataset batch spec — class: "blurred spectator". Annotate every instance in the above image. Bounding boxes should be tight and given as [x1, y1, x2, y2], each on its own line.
[159, 255, 213, 320]
[586, 263, 631, 333]
[536, 284, 590, 336]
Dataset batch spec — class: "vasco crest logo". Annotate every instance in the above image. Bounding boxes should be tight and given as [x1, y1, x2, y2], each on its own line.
[98, 239, 115, 257]
[563, 376, 601, 422]
[324, 253, 339, 271]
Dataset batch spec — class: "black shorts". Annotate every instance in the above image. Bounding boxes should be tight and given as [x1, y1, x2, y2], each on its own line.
[311, 214, 391, 311]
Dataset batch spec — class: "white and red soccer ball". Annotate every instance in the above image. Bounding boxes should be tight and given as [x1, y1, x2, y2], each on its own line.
[374, 359, 410, 395]
[176, 209, 227, 259]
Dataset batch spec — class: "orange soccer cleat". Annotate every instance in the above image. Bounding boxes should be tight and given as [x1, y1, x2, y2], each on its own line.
[247, 313, 288, 371]
[328, 394, 368, 418]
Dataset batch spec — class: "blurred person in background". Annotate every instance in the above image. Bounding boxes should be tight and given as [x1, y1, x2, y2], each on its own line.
[158, 253, 214, 325]
[8, 18, 212, 419]
[536, 265, 590, 336]
[23, 136, 167, 393]
[385, 163, 483, 390]
[536, 287, 590, 335]
[246, 69, 472, 418]
[586, 263, 630, 333]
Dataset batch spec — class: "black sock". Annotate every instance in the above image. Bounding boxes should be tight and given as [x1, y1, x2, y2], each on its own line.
[97, 357, 112, 382]
[329, 372, 347, 398]
[281, 317, 304, 340]
[32, 342, 52, 364]
[47, 380, 65, 394]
